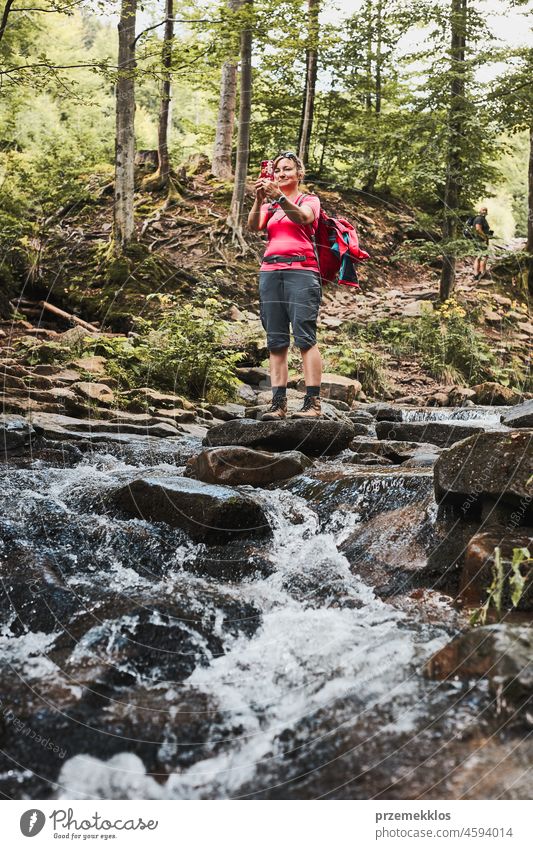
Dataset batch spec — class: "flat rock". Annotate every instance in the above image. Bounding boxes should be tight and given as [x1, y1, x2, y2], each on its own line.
[153, 407, 196, 423]
[186, 446, 313, 487]
[111, 476, 271, 542]
[205, 403, 246, 421]
[70, 355, 107, 374]
[501, 399, 533, 429]
[376, 420, 488, 447]
[434, 430, 533, 514]
[0, 414, 35, 455]
[121, 387, 195, 410]
[28, 412, 181, 439]
[73, 381, 115, 405]
[204, 418, 355, 456]
[350, 436, 441, 464]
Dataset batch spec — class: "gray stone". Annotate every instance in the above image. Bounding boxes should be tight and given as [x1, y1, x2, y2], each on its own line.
[206, 403, 246, 422]
[111, 476, 271, 542]
[0, 414, 34, 455]
[376, 420, 488, 448]
[501, 399, 533, 429]
[28, 412, 181, 439]
[186, 446, 313, 486]
[367, 404, 402, 422]
[434, 430, 533, 515]
[204, 418, 355, 456]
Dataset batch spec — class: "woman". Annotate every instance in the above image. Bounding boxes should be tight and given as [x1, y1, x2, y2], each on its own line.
[247, 151, 323, 420]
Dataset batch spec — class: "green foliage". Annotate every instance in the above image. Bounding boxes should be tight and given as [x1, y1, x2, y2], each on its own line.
[89, 289, 244, 402]
[471, 547, 532, 625]
[346, 298, 518, 387]
[323, 341, 388, 397]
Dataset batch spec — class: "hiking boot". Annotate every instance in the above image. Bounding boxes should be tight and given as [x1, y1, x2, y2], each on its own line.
[261, 395, 287, 421]
[292, 395, 322, 419]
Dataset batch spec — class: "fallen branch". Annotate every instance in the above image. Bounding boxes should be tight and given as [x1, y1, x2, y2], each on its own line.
[38, 301, 100, 333]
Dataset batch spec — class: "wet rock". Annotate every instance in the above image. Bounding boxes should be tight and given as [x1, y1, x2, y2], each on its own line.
[501, 399, 533, 429]
[111, 475, 271, 542]
[376, 420, 488, 447]
[425, 625, 533, 727]
[29, 412, 181, 439]
[459, 529, 533, 609]
[471, 382, 522, 406]
[367, 403, 402, 422]
[347, 411, 374, 423]
[350, 437, 442, 464]
[0, 414, 35, 456]
[206, 402, 246, 421]
[297, 373, 361, 405]
[73, 381, 115, 405]
[204, 418, 355, 456]
[186, 446, 313, 487]
[434, 430, 533, 517]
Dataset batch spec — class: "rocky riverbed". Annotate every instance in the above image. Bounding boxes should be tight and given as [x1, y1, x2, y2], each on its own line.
[0, 397, 531, 800]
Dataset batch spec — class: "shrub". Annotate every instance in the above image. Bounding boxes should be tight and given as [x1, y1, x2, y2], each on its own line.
[324, 341, 388, 396]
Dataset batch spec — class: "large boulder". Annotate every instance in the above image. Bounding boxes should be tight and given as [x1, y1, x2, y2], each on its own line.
[459, 530, 533, 609]
[502, 399, 533, 429]
[110, 475, 271, 542]
[204, 418, 355, 456]
[425, 625, 533, 727]
[434, 430, 533, 516]
[376, 420, 487, 448]
[186, 446, 313, 487]
[0, 414, 34, 456]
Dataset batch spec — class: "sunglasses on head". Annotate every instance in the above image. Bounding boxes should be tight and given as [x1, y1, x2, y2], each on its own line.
[277, 151, 298, 161]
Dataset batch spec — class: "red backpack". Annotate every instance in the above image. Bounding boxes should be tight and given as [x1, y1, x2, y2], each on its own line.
[267, 194, 369, 288]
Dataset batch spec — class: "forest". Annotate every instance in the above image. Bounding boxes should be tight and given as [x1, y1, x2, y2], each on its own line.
[0, 0, 532, 805]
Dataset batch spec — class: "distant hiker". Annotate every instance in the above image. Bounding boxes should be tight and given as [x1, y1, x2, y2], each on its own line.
[247, 151, 323, 420]
[470, 206, 492, 281]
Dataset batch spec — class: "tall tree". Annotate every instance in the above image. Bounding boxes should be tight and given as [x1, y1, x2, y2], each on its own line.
[212, 0, 241, 179]
[156, 0, 174, 190]
[226, 0, 252, 247]
[297, 0, 319, 167]
[114, 0, 137, 252]
[439, 0, 467, 301]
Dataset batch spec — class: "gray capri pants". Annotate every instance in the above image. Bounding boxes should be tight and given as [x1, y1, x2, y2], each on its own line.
[259, 269, 322, 351]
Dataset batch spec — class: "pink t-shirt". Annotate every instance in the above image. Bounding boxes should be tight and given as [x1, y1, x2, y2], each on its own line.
[260, 194, 320, 272]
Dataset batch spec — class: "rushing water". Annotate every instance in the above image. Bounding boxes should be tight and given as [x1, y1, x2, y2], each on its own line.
[0, 429, 529, 800]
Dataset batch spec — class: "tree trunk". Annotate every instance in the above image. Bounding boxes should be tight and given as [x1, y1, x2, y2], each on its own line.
[362, 0, 382, 194]
[317, 85, 334, 178]
[227, 0, 252, 243]
[439, 0, 466, 301]
[157, 0, 174, 189]
[212, 0, 241, 179]
[114, 0, 137, 252]
[297, 0, 319, 167]
[526, 125, 533, 295]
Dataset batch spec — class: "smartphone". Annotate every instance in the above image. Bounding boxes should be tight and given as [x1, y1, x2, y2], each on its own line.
[260, 160, 274, 180]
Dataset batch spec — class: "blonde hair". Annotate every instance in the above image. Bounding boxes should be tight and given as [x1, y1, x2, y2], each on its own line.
[272, 152, 305, 184]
